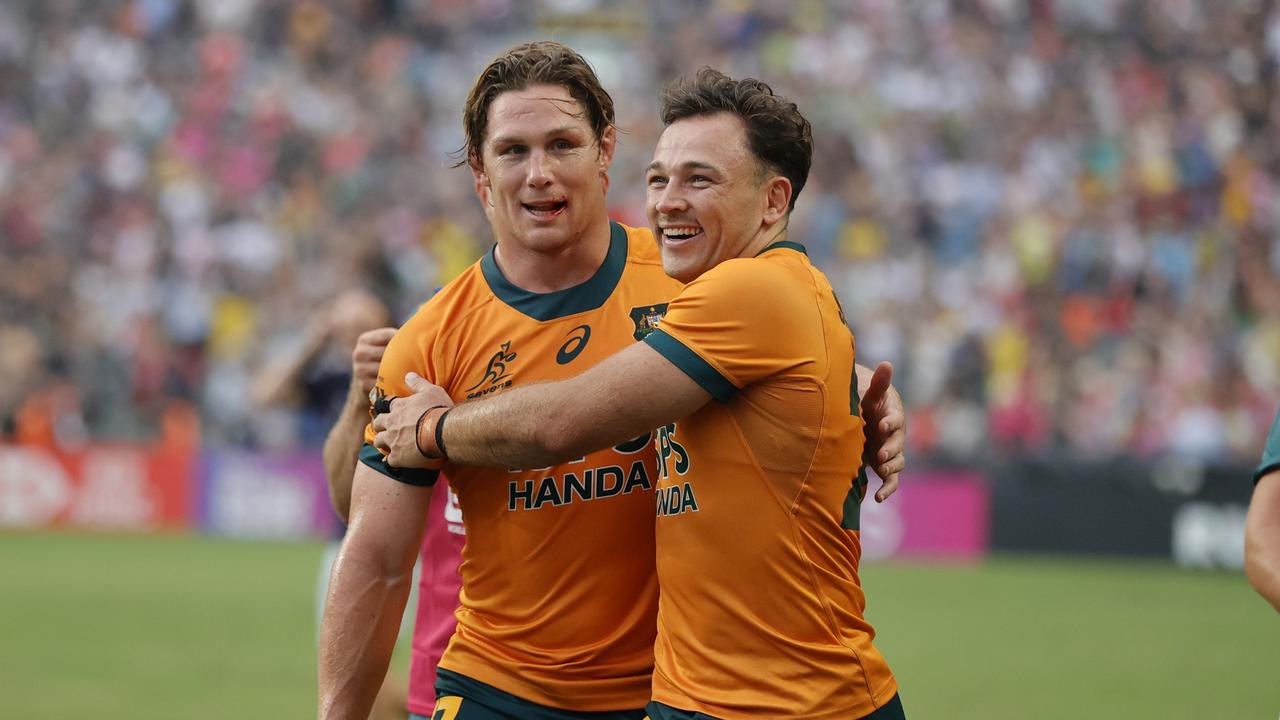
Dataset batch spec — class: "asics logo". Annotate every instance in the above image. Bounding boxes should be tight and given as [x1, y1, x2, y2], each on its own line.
[556, 325, 591, 365]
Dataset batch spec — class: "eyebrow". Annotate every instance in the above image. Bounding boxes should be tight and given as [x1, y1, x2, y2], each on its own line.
[646, 160, 720, 174]
[489, 126, 584, 147]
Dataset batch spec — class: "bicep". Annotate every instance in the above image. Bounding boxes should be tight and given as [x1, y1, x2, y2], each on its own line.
[1248, 472, 1280, 538]
[549, 342, 712, 457]
[345, 462, 434, 569]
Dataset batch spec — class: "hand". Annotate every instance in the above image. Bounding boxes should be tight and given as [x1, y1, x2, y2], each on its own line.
[350, 327, 397, 396]
[371, 373, 455, 468]
[860, 361, 905, 503]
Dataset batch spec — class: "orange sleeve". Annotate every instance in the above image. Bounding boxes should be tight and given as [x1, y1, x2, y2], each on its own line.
[360, 301, 446, 486]
[643, 259, 814, 401]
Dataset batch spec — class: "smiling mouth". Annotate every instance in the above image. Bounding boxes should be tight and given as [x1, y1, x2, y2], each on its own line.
[523, 200, 568, 219]
[661, 226, 703, 244]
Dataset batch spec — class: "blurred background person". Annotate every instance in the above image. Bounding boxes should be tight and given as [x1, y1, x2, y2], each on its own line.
[250, 287, 413, 720]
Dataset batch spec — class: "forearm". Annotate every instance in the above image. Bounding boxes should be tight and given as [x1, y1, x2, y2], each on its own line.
[1245, 473, 1280, 612]
[323, 388, 370, 521]
[443, 379, 626, 469]
[440, 344, 707, 469]
[317, 539, 416, 718]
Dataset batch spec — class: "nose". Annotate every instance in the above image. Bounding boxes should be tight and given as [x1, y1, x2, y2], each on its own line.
[526, 149, 552, 188]
[653, 184, 688, 215]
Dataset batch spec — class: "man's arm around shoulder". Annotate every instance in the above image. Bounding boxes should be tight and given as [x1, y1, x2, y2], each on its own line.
[376, 342, 712, 470]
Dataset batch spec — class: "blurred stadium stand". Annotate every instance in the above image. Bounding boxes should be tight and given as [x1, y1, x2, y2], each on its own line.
[0, 1, 1275, 557]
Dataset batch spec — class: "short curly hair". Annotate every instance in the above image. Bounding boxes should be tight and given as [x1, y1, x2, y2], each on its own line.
[659, 68, 813, 211]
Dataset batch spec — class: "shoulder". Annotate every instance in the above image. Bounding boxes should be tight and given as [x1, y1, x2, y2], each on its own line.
[621, 223, 668, 273]
[617, 221, 684, 294]
[687, 252, 813, 307]
[389, 262, 495, 357]
[404, 263, 495, 331]
[620, 222, 661, 264]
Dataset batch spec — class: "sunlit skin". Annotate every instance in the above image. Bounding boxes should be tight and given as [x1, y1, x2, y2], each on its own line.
[472, 84, 617, 292]
[645, 112, 792, 283]
[1246, 470, 1280, 613]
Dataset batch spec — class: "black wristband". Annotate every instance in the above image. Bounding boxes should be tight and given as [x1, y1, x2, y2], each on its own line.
[434, 408, 452, 460]
[415, 405, 448, 459]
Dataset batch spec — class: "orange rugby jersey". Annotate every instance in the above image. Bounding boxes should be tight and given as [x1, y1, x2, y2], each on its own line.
[362, 222, 682, 710]
[640, 241, 897, 719]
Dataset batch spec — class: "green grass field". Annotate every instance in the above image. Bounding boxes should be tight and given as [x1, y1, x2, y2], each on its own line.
[2, 533, 1276, 719]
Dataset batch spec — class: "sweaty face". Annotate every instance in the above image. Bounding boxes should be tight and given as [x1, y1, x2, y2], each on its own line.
[645, 113, 776, 283]
[474, 85, 614, 255]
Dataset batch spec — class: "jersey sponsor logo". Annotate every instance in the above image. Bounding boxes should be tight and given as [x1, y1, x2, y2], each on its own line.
[656, 423, 689, 480]
[629, 303, 669, 340]
[555, 324, 591, 365]
[465, 340, 518, 399]
[506, 433, 655, 511]
[508, 461, 653, 511]
[656, 482, 699, 517]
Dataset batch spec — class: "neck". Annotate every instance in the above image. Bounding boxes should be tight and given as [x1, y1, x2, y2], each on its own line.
[739, 218, 788, 259]
[492, 218, 612, 293]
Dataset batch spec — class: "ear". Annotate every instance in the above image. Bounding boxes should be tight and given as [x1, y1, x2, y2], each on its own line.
[470, 154, 491, 203]
[761, 176, 792, 227]
[597, 125, 617, 172]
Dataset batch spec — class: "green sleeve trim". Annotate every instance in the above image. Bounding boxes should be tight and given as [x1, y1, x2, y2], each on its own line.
[358, 443, 440, 487]
[644, 329, 737, 403]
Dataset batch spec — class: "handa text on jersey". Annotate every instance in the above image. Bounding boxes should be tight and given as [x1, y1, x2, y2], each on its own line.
[508, 461, 653, 511]
[656, 482, 699, 517]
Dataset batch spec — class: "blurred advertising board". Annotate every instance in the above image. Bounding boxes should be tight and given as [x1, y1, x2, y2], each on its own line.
[990, 457, 1251, 568]
[197, 450, 340, 539]
[0, 444, 193, 531]
[861, 470, 989, 562]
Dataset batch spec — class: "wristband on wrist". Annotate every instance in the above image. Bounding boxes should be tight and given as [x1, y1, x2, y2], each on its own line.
[434, 408, 452, 460]
[415, 406, 450, 459]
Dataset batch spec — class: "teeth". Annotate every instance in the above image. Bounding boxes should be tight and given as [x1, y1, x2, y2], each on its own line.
[664, 227, 700, 238]
[526, 200, 565, 211]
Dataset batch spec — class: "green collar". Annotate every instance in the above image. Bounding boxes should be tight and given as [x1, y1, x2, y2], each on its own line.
[481, 221, 628, 321]
[755, 240, 808, 257]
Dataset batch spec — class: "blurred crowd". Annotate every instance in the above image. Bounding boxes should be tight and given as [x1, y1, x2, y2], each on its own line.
[2, 0, 1278, 464]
